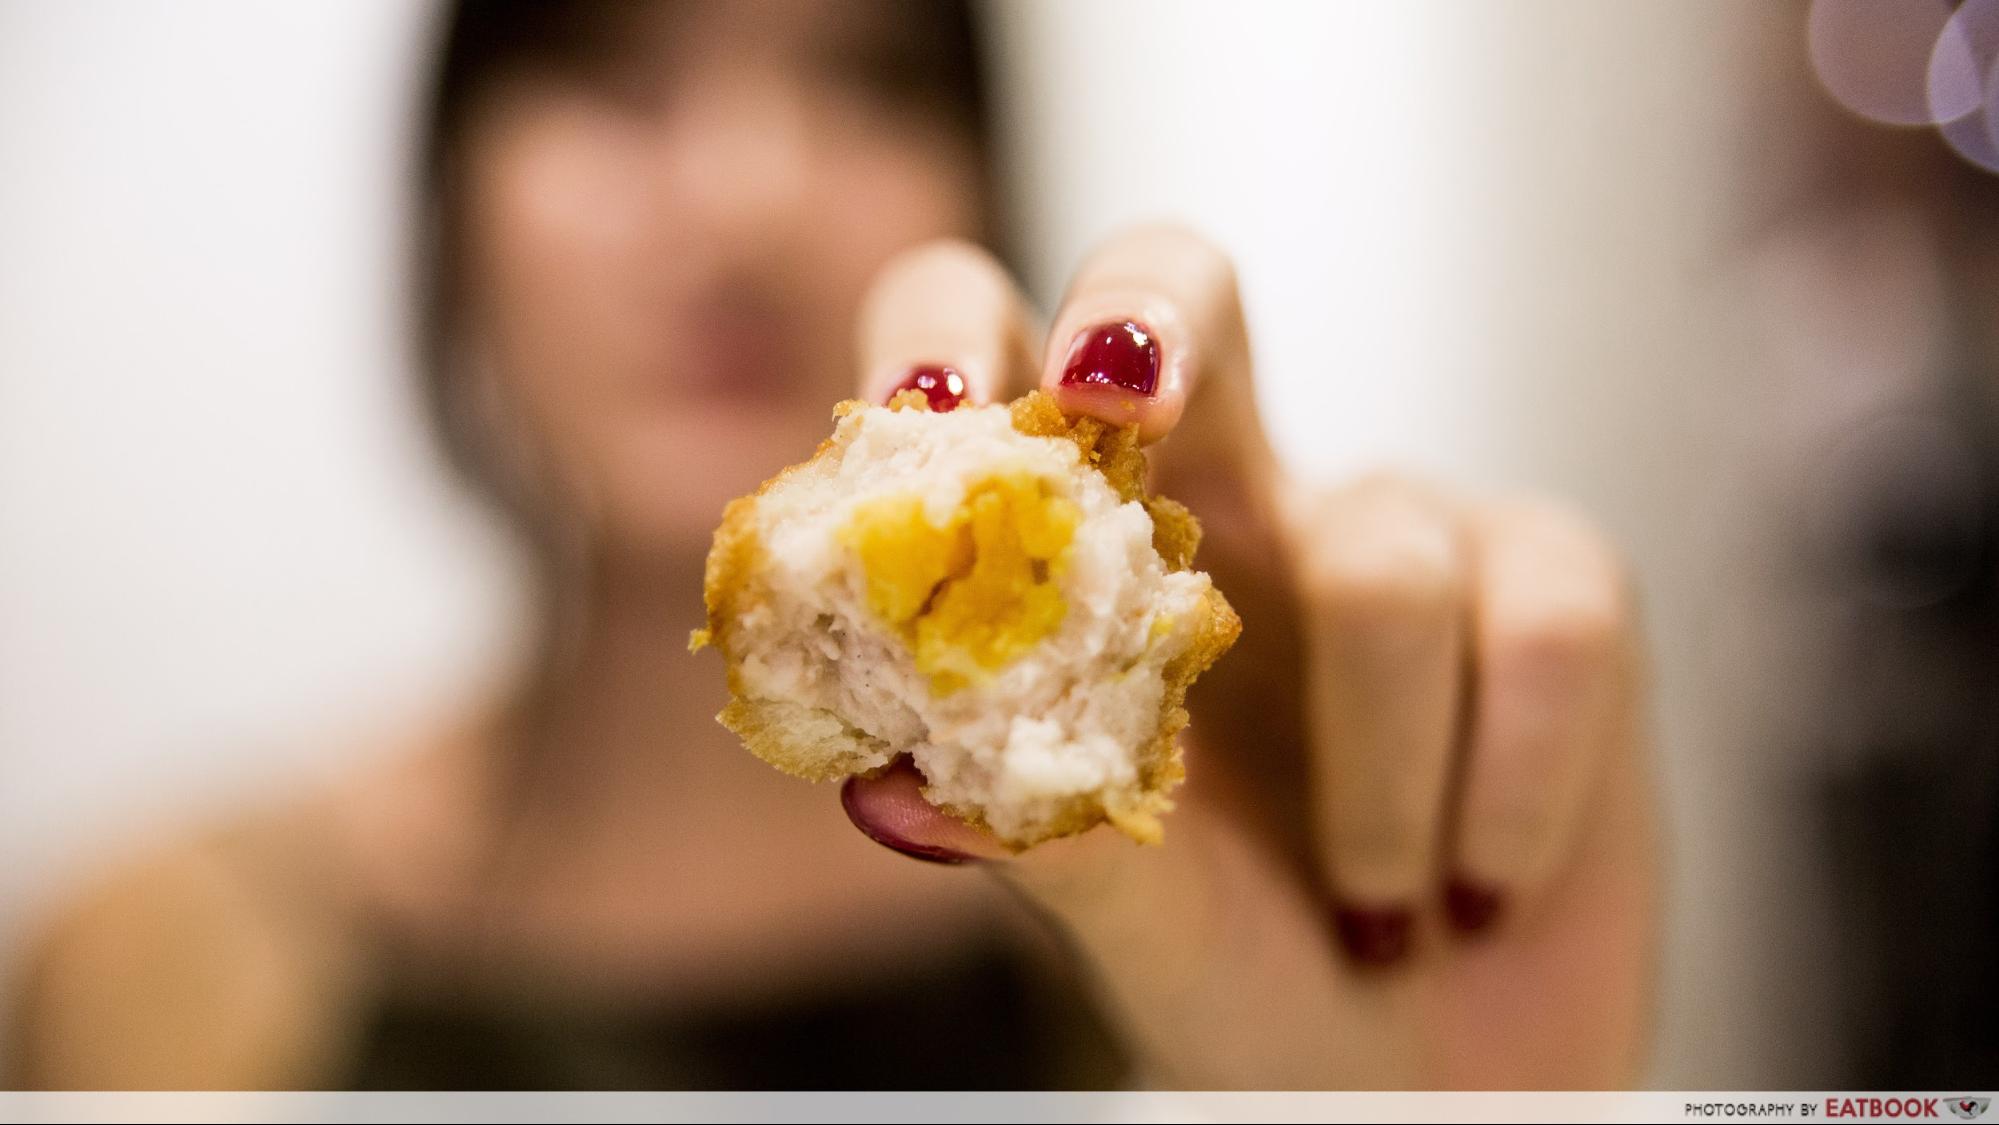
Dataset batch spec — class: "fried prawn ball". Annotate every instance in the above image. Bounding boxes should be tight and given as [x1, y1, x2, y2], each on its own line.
[690, 388, 1241, 851]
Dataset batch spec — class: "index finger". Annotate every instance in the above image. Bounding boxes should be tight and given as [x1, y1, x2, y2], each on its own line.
[1042, 222, 1263, 461]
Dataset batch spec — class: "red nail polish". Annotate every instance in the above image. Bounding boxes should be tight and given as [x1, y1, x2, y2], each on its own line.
[1332, 904, 1414, 966]
[1059, 320, 1159, 396]
[839, 776, 977, 864]
[885, 365, 967, 411]
[1445, 879, 1506, 934]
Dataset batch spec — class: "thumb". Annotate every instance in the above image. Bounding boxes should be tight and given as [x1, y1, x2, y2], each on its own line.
[840, 756, 1368, 1088]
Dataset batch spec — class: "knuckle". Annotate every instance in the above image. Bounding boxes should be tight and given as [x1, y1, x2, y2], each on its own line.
[864, 238, 1007, 308]
[1297, 483, 1464, 629]
[1162, 225, 1244, 323]
[1487, 492, 1632, 580]
[1475, 493, 1636, 681]
[1152, 221, 1239, 291]
[1316, 547, 1458, 632]
[1086, 220, 1243, 313]
[1117, 218, 1233, 270]
[1496, 588, 1626, 678]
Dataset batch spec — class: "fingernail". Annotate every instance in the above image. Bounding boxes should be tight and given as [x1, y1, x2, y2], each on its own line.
[1059, 320, 1159, 396]
[1332, 904, 1415, 966]
[884, 365, 967, 411]
[840, 776, 978, 864]
[1445, 878, 1506, 934]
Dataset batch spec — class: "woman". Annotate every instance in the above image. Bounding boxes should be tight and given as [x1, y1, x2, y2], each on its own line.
[4, 0, 1661, 1090]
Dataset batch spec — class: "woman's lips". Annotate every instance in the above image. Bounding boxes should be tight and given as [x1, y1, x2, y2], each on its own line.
[666, 291, 802, 400]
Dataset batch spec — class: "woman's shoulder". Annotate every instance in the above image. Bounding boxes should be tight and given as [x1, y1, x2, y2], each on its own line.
[5, 789, 360, 1088]
[5, 712, 492, 1089]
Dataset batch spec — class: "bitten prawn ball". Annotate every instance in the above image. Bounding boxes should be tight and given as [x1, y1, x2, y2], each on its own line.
[690, 388, 1241, 851]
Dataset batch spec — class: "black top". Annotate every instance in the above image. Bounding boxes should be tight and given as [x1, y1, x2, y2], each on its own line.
[1807, 318, 1999, 1087]
[1807, 277, 1999, 1087]
[334, 933, 1134, 1090]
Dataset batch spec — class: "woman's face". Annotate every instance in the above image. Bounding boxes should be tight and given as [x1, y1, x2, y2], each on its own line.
[457, 0, 986, 562]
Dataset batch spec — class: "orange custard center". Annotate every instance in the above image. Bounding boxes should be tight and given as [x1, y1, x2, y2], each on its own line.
[840, 471, 1078, 695]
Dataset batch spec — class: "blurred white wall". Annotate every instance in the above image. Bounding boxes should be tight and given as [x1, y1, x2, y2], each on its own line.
[0, 0, 525, 975]
[0, 0, 1829, 1089]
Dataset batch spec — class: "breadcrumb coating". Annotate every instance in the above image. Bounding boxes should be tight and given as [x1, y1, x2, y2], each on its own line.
[690, 388, 1241, 850]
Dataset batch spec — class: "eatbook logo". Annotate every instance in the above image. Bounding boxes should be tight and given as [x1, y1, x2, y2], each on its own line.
[1950, 1098, 1992, 1121]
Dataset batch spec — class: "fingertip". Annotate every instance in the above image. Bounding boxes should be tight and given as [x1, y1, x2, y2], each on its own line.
[840, 757, 1011, 863]
[879, 365, 971, 411]
[855, 238, 1037, 407]
[1444, 877, 1507, 936]
[1049, 377, 1156, 434]
[1044, 314, 1188, 445]
[1330, 901, 1417, 967]
[1056, 319, 1161, 396]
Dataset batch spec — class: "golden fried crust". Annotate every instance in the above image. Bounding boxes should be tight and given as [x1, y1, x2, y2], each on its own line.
[714, 697, 892, 782]
[690, 389, 1243, 851]
[1007, 391, 1204, 570]
[690, 389, 933, 660]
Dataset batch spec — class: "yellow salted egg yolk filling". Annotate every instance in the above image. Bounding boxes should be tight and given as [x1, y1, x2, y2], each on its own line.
[838, 471, 1079, 695]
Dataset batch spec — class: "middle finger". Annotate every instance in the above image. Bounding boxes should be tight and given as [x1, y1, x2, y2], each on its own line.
[1285, 472, 1471, 966]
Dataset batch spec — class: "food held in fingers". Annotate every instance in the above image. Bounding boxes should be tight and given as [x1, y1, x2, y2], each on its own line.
[690, 387, 1241, 851]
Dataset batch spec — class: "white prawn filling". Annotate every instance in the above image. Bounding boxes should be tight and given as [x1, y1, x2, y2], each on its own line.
[735, 402, 1210, 841]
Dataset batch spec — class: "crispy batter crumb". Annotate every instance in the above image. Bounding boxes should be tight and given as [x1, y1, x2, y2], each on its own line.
[691, 388, 1242, 849]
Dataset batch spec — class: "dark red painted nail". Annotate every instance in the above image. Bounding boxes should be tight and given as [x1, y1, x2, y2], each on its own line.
[1332, 904, 1415, 966]
[1058, 320, 1159, 396]
[1445, 879, 1506, 934]
[839, 776, 977, 864]
[885, 365, 967, 411]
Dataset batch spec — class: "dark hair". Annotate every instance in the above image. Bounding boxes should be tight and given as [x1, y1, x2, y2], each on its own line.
[407, 0, 1000, 530]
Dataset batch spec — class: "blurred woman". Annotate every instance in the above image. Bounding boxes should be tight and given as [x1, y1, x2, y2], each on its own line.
[5, 0, 1662, 1090]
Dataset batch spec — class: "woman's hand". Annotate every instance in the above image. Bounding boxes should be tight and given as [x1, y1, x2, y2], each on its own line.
[839, 225, 1664, 1089]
